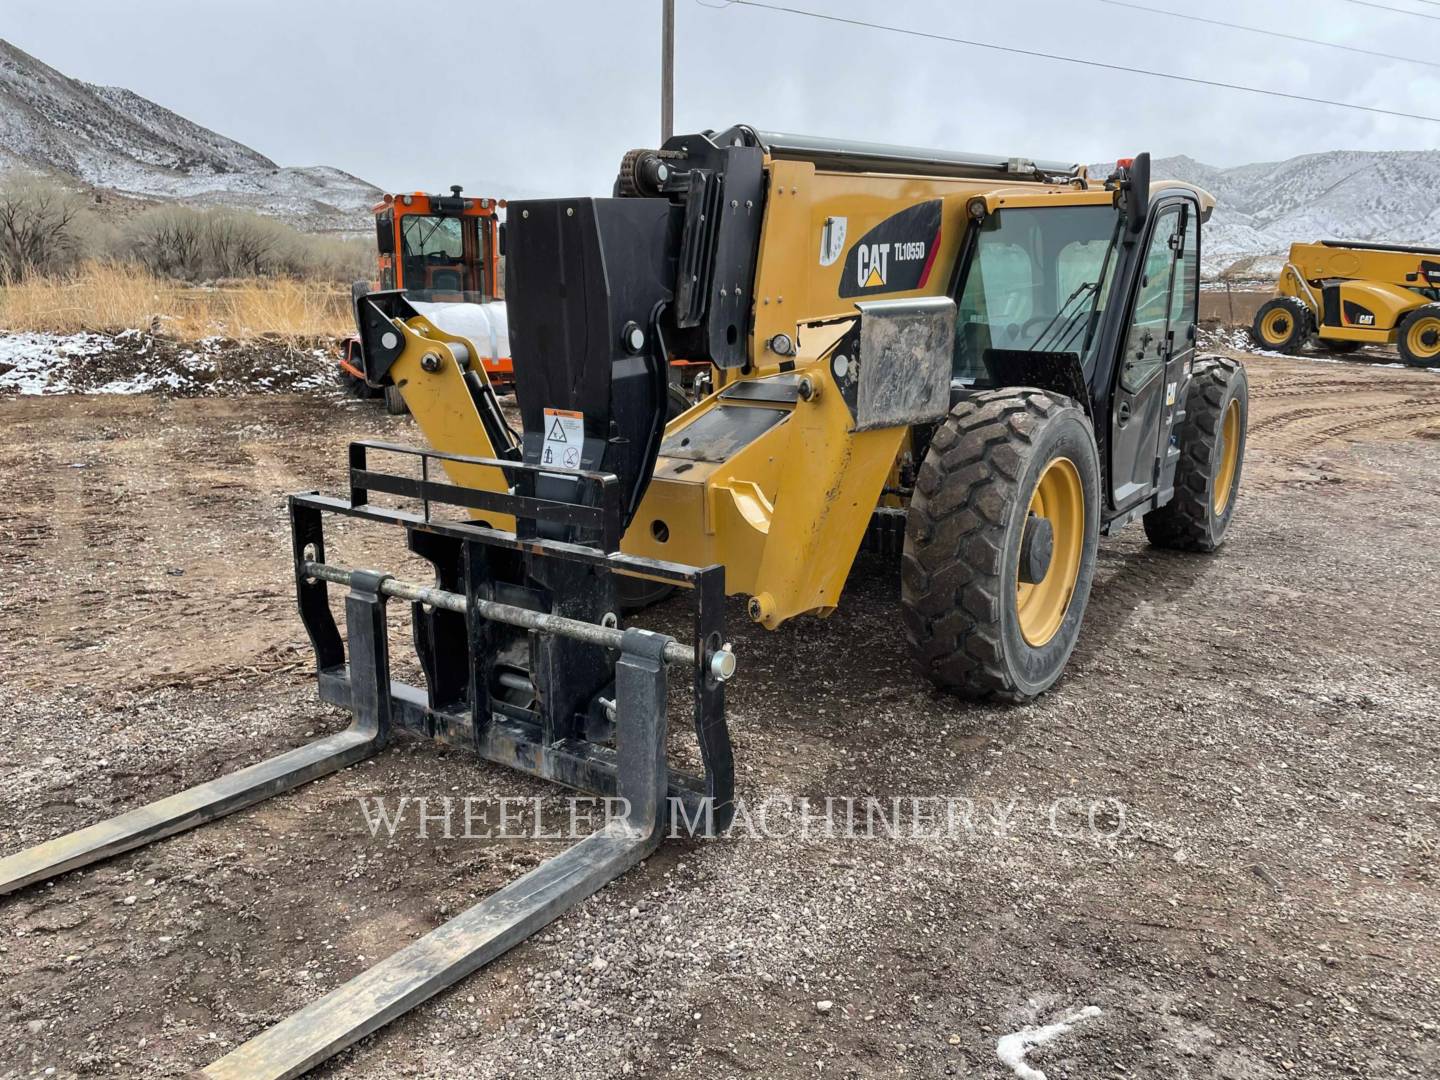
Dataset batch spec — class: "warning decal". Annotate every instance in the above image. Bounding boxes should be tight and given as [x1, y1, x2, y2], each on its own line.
[542, 408, 585, 471]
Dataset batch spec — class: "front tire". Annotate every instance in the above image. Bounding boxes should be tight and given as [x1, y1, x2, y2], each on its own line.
[1250, 297, 1310, 354]
[1143, 357, 1248, 552]
[1397, 304, 1440, 368]
[901, 389, 1100, 701]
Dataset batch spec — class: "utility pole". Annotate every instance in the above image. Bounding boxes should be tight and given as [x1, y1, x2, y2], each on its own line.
[661, 0, 674, 143]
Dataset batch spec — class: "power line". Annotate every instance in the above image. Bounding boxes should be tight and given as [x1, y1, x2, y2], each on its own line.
[1342, 0, 1440, 19]
[1098, 0, 1440, 71]
[718, 1, 1440, 125]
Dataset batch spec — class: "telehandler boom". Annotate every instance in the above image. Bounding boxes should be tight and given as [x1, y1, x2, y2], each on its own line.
[0, 126, 1248, 1078]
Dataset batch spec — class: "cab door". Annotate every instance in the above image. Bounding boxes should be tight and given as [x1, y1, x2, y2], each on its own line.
[1109, 202, 1184, 510]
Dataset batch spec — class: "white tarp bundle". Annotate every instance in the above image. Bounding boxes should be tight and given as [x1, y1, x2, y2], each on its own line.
[409, 299, 511, 362]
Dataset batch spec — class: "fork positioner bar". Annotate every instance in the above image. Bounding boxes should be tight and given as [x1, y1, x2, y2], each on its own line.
[299, 559, 731, 676]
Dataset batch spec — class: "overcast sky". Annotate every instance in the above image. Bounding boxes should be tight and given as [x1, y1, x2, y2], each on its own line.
[4, 0, 1439, 196]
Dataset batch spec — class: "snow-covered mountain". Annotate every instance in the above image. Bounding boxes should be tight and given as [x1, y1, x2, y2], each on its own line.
[0, 38, 379, 232]
[1115, 151, 1440, 278]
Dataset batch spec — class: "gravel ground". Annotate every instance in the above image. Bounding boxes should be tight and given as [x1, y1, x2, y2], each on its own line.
[0, 349, 1437, 1080]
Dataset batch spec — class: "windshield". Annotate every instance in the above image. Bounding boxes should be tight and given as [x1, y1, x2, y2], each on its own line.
[953, 204, 1121, 382]
[398, 214, 489, 301]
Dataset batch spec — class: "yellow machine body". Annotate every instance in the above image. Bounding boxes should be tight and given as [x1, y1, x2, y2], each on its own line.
[386, 153, 1213, 629]
[1276, 241, 1440, 344]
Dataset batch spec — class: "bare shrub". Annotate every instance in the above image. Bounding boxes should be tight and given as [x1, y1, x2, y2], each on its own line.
[0, 177, 95, 280]
[285, 232, 372, 282]
[123, 204, 371, 283]
[204, 208, 287, 277]
[125, 205, 207, 279]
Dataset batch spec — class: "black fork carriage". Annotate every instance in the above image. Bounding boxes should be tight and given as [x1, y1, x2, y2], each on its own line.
[0, 440, 737, 1080]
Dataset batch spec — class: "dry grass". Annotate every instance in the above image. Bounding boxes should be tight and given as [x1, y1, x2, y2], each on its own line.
[0, 262, 351, 341]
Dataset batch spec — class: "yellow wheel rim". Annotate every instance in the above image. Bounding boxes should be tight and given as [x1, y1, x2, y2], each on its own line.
[1260, 308, 1293, 345]
[1407, 317, 1440, 361]
[1016, 457, 1085, 648]
[1214, 398, 1241, 515]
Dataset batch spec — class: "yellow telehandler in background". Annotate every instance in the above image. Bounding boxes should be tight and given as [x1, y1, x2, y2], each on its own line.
[1252, 240, 1440, 366]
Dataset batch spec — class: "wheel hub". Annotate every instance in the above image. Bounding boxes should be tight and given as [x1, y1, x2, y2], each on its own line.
[1407, 316, 1440, 361]
[1018, 514, 1054, 585]
[1261, 308, 1293, 343]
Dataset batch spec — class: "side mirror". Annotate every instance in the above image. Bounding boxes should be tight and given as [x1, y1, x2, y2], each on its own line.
[375, 212, 395, 256]
[1122, 152, 1151, 236]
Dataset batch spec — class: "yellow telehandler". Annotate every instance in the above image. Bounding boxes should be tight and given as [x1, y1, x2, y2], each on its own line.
[0, 127, 1247, 1078]
[1251, 240, 1440, 366]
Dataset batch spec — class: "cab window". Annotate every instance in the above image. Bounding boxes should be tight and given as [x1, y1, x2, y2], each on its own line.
[1119, 205, 1181, 394]
[398, 214, 488, 300]
[953, 204, 1121, 383]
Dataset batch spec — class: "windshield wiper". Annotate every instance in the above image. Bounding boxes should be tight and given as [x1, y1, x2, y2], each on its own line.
[408, 217, 447, 258]
[1026, 280, 1098, 352]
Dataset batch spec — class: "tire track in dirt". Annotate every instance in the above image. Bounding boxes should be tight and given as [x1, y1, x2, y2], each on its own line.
[1253, 378, 1414, 398]
[1253, 398, 1440, 452]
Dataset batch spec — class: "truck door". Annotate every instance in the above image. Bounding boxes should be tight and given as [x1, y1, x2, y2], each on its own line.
[1109, 202, 1184, 510]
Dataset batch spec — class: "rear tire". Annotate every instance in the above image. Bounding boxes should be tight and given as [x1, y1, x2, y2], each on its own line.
[901, 389, 1100, 701]
[384, 384, 409, 415]
[1143, 356, 1248, 553]
[1250, 297, 1310, 354]
[1397, 304, 1440, 368]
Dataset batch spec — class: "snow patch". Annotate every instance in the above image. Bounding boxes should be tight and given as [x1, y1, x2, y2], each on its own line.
[0, 331, 339, 396]
[0, 332, 109, 394]
[996, 1006, 1101, 1080]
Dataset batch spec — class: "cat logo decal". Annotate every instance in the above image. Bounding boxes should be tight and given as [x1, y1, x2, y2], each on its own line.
[839, 200, 942, 298]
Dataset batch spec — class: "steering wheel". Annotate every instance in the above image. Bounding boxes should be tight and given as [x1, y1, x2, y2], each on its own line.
[1021, 316, 1051, 341]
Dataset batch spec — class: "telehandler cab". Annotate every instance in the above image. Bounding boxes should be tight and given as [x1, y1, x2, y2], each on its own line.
[0, 127, 1247, 1078]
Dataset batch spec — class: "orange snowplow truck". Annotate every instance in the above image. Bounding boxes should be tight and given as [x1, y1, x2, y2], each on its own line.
[339, 187, 513, 407]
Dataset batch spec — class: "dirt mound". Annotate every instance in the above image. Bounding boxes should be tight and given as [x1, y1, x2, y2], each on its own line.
[0, 330, 341, 396]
